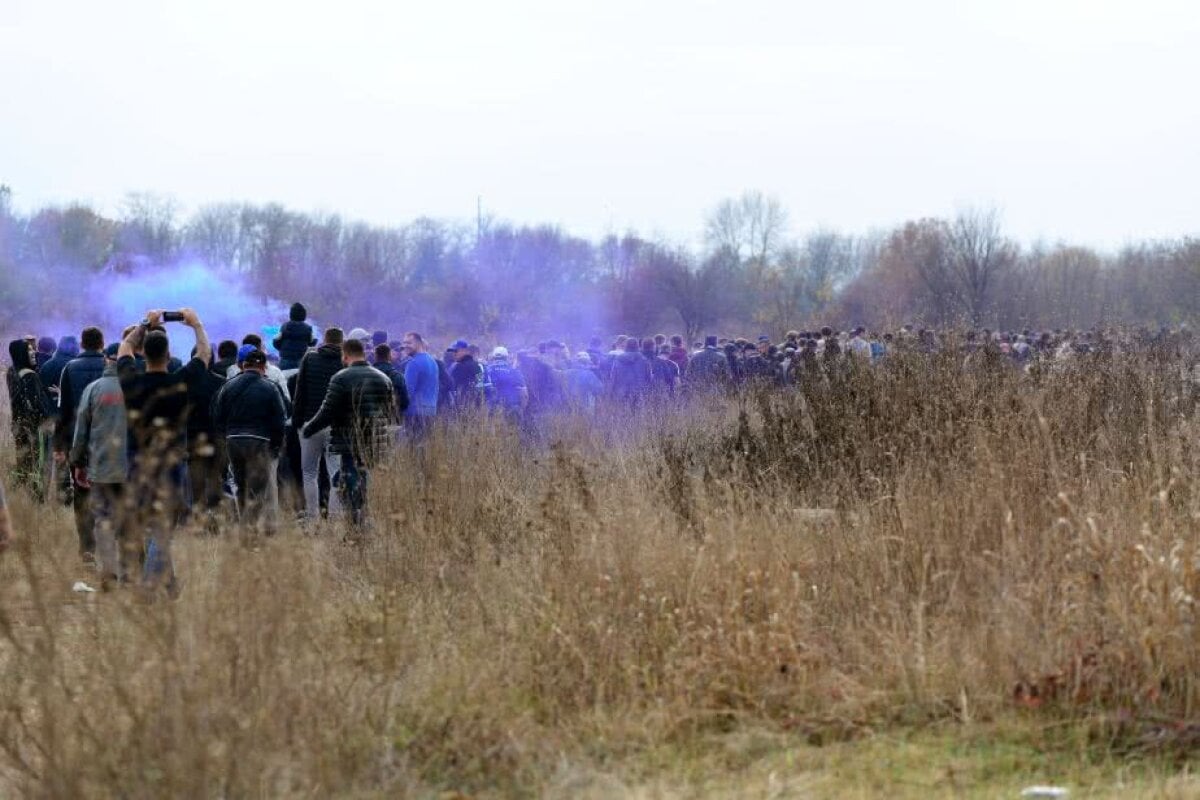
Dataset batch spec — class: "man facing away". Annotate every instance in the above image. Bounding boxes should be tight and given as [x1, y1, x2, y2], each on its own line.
[293, 327, 346, 519]
[116, 309, 211, 597]
[69, 343, 130, 586]
[301, 339, 395, 527]
[54, 326, 107, 561]
[212, 347, 287, 538]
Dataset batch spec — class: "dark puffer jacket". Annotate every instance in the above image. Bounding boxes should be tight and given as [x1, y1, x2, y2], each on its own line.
[292, 344, 344, 425]
[301, 362, 396, 462]
[274, 322, 315, 371]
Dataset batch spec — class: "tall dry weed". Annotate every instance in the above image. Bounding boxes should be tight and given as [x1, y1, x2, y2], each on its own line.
[0, 351, 1196, 796]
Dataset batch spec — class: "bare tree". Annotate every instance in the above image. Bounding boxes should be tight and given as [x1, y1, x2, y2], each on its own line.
[184, 204, 243, 268]
[947, 208, 1017, 325]
[119, 192, 179, 264]
[704, 190, 788, 264]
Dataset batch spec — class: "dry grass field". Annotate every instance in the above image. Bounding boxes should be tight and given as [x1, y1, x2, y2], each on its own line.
[1, 349, 1197, 797]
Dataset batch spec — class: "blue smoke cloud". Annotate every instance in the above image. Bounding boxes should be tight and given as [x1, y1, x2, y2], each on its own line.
[100, 261, 290, 356]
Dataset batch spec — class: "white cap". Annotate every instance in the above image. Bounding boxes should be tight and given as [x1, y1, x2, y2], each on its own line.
[347, 327, 370, 341]
[490, 346, 509, 360]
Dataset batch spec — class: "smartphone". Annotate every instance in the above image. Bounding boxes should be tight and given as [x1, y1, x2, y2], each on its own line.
[162, 311, 185, 323]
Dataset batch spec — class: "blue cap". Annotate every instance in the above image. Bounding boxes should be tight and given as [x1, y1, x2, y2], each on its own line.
[452, 339, 469, 350]
[237, 344, 260, 364]
[104, 343, 120, 358]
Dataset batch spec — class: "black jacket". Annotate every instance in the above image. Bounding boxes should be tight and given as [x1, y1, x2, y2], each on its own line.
[274, 320, 315, 370]
[7, 341, 53, 433]
[188, 367, 226, 441]
[39, 352, 74, 389]
[373, 362, 410, 421]
[292, 344, 344, 425]
[608, 351, 652, 400]
[54, 351, 107, 450]
[448, 356, 482, 406]
[212, 371, 287, 452]
[302, 362, 395, 462]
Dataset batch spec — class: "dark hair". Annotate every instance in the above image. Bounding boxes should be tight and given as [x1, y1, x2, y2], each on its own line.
[242, 333, 263, 348]
[81, 327, 104, 351]
[343, 339, 366, 359]
[405, 331, 424, 344]
[670, 335, 683, 347]
[374, 344, 392, 363]
[289, 302, 307, 322]
[324, 327, 344, 345]
[8, 340, 33, 371]
[217, 340, 239, 360]
[144, 330, 170, 363]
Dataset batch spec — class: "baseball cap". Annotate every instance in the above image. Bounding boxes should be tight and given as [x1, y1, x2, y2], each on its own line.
[242, 349, 268, 367]
[452, 339, 470, 350]
[347, 328, 370, 342]
[237, 344, 260, 364]
[490, 346, 509, 360]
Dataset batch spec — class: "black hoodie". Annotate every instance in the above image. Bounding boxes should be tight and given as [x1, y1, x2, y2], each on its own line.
[7, 340, 53, 431]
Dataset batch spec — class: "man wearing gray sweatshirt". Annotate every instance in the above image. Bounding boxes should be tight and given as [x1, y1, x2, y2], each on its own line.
[70, 345, 130, 585]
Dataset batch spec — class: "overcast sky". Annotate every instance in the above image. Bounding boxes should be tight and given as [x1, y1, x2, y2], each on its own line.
[2, 0, 1198, 250]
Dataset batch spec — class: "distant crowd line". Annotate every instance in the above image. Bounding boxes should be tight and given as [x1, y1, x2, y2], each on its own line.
[2, 299, 1196, 593]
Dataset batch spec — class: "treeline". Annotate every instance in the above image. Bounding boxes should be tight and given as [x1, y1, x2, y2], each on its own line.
[0, 186, 1195, 339]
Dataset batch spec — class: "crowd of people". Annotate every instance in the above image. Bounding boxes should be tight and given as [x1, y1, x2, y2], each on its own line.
[3, 298, 1197, 596]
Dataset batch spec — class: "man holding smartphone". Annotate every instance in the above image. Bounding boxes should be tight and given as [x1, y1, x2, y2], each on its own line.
[117, 309, 211, 597]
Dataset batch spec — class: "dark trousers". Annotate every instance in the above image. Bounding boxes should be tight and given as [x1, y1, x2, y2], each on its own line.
[227, 437, 274, 534]
[188, 434, 227, 516]
[73, 482, 94, 555]
[92, 482, 134, 581]
[339, 453, 369, 526]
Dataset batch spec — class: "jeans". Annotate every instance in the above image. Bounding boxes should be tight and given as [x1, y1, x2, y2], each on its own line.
[300, 428, 340, 517]
[127, 458, 186, 594]
[92, 482, 131, 581]
[227, 437, 276, 534]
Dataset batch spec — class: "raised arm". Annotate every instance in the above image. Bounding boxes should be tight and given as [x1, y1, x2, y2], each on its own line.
[181, 308, 211, 367]
[119, 309, 160, 360]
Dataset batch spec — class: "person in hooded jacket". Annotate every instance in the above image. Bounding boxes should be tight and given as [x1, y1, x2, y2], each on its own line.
[39, 335, 79, 392]
[273, 302, 316, 371]
[34, 337, 56, 370]
[8, 340, 56, 499]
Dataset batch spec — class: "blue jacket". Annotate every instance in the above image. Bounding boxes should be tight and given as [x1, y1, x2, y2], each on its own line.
[54, 351, 108, 451]
[403, 352, 440, 417]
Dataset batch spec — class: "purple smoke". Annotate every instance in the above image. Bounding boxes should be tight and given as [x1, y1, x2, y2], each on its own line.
[99, 261, 291, 356]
